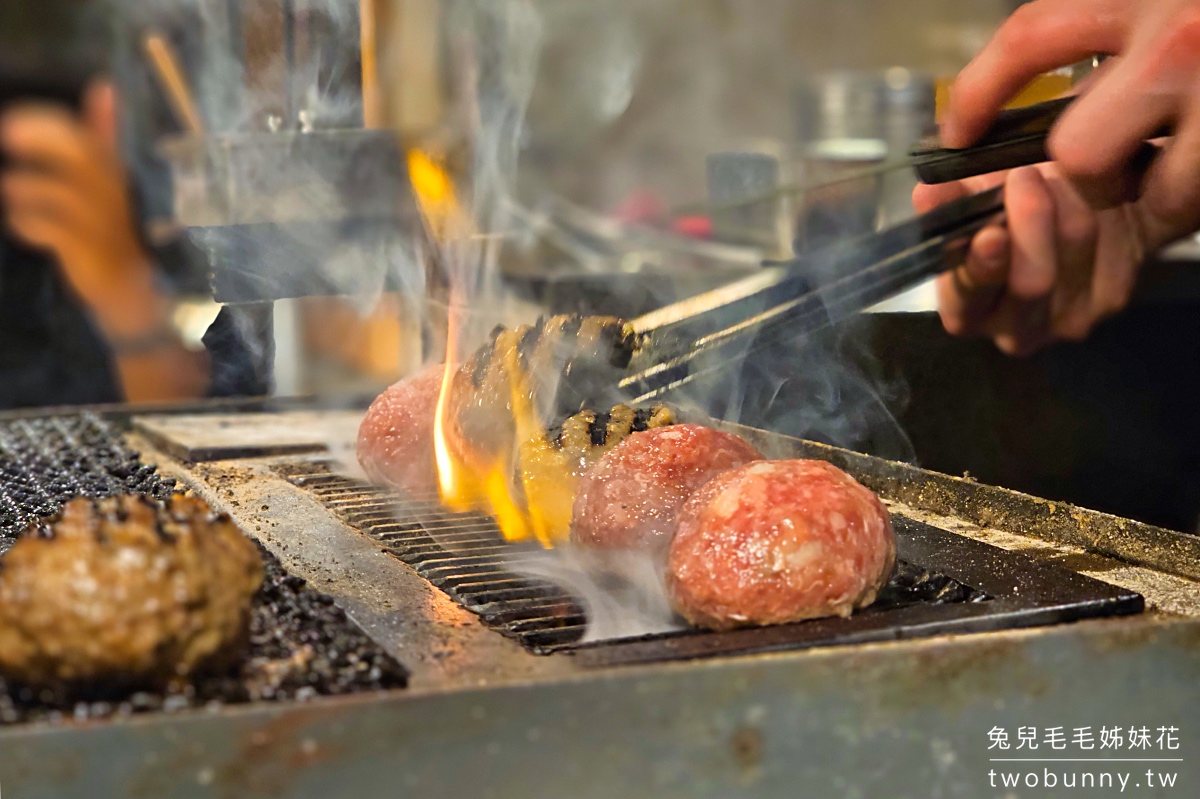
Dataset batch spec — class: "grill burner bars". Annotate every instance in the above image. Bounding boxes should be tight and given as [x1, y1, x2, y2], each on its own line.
[289, 467, 1143, 666]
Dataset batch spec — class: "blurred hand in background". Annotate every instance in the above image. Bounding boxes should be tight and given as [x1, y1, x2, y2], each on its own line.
[917, 0, 1200, 355]
[1, 80, 207, 401]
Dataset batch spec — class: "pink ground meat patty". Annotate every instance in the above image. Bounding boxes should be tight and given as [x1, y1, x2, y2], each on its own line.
[356, 364, 444, 497]
[571, 425, 763, 554]
[667, 459, 895, 630]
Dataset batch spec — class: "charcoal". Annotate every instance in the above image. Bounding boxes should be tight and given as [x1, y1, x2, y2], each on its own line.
[0, 413, 407, 725]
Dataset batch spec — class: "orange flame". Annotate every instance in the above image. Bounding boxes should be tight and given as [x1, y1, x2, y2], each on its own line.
[407, 149, 458, 238]
[430, 320, 573, 548]
[412, 148, 570, 547]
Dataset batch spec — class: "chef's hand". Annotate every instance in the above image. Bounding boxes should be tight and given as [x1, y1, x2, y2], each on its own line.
[913, 165, 1154, 355]
[918, 0, 1200, 354]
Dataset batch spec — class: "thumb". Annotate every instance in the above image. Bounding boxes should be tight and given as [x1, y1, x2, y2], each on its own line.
[83, 80, 120, 159]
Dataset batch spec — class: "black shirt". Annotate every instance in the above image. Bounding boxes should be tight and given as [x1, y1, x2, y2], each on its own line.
[0, 230, 277, 411]
[0, 238, 122, 409]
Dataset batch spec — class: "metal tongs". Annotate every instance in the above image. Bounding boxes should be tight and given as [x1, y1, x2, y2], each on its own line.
[618, 95, 1166, 403]
[621, 186, 1004, 402]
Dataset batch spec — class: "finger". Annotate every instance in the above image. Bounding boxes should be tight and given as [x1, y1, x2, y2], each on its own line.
[1139, 82, 1200, 232]
[913, 181, 969, 214]
[1, 105, 98, 177]
[84, 80, 120, 159]
[1046, 5, 1200, 207]
[1005, 166, 1059, 300]
[986, 290, 1054, 356]
[1089, 204, 1144, 320]
[942, 0, 1131, 148]
[954, 223, 1013, 292]
[1, 171, 97, 238]
[994, 304, 1054, 356]
[5, 209, 83, 256]
[913, 171, 1006, 212]
[1043, 171, 1100, 339]
[936, 225, 1011, 336]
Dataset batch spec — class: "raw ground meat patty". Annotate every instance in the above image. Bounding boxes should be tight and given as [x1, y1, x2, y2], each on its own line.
[667, 459, 895, 629]
[357, 364, 444, 496]
[571, 425, 763, 554]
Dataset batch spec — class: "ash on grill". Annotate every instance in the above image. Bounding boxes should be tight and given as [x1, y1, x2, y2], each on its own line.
[0, 415, 408, 725]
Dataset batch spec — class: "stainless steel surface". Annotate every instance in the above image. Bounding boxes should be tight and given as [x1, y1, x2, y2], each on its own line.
[161, 131, 412, 228]
[706, 151, 792, 253]
[628, 267, 787, 334]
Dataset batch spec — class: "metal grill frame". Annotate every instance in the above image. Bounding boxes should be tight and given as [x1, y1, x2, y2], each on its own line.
[286, 466, 1143, 667]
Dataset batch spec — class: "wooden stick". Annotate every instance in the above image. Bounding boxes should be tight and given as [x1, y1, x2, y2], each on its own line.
[360, 0, 381, 128]
[142, 33, 205, 136]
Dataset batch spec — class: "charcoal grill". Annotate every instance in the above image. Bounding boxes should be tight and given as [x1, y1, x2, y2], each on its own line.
[0, 406, 1198, 799]
[0, 414, 408, 725]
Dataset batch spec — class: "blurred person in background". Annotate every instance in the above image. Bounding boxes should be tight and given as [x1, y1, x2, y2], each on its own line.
[0, 0, 268, 409]
[1, 76, 209, 407]
[916, 0, 1200, 356]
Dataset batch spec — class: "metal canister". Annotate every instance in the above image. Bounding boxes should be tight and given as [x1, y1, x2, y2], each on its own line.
[795, 71, 889, 254]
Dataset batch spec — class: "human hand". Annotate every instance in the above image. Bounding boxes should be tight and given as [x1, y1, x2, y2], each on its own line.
[944, 0, 1200, 222]
[914, 164, 1151, 355]
[920, 0, 1200, 353]
[1, 81, 160, 340]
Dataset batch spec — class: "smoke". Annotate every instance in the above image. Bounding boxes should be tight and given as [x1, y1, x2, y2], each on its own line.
[513, 547, 683, 643]
[115, 0, 921, 642]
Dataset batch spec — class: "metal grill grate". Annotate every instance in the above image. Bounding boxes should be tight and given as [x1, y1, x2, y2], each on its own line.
[285, 469, 591, 650]
[286, 467, 1058, 657]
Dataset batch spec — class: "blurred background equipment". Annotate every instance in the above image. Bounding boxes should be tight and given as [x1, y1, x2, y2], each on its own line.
[111, 0, 1011, 398]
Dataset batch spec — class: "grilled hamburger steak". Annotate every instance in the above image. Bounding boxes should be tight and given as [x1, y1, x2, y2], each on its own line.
[0, 495, 264, 689]
[571, 425, 763, 555]
[667, 460, 895, 630]
[446, 314, 641, 473]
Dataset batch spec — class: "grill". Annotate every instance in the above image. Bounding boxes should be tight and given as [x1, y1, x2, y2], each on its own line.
[0, 406, 1193, 799]
[0, 414, 408, 725]
[287, 463, 1143, 666]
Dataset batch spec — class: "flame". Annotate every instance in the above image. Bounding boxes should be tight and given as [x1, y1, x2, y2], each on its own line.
[431, 321, 574, 548]
[407, 149, 459, 238]
[414, 148, 573, 547]
[432, 314, 470, 511]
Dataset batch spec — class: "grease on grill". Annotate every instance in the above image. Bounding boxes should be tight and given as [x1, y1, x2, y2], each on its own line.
[874, 560, 988, 607]
[0, 415, 407, 725]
